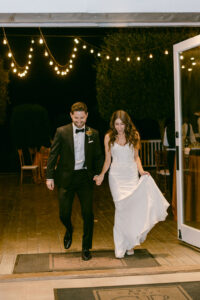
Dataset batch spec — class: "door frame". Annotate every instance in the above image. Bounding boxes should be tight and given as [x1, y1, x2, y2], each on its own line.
[173, 34, 200, 247]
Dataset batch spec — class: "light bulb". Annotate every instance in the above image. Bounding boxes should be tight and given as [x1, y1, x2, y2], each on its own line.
[31, 39, 35, 44]
[83, 45, 87, 49]
[30, 48, 33, 52]
[8, 52, 12, 57]
[90, 49, 94, 53]
[39, 38, 43, 44]
[13, 68, 17, 73]
[73, 48, 77, 52]
[28, 54, 32, 58]
[97, 53, 101, 57]
[3, 39, 7, 45]
[49, 61, 53, 65]
[72, 54, 76, 58]
[149, 54, 153, 59]
[164, 50, 169, 55]
[137, 57, 141, 61]
[69, 64, 73, 69]
[11, 62, 15, 67]
[74, 38, 79, 44]
[116, 57, 119, 61]
[44, 51, 48, 56]
[106, 55, 110, 60]
[127, 57, 131, 61]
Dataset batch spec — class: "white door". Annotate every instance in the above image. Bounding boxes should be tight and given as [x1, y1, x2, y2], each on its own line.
[174, 35, 200, 248]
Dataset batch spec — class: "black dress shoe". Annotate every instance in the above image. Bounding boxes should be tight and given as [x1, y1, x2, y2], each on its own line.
[82, 249, 92, 261]
[64, 230, 72, 249]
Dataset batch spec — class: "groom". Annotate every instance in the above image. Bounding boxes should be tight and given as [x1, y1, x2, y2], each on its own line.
[46, 102, 103, 260]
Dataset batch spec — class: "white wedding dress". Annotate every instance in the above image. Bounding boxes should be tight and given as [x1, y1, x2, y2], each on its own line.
[109, 142, 169, 258]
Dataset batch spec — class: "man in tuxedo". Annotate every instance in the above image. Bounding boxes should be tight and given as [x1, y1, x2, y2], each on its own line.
[163, 117, 176, 197]
[46, 102, 103, 260]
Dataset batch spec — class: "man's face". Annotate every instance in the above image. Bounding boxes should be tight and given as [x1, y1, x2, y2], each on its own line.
[70, 111, 88, 128]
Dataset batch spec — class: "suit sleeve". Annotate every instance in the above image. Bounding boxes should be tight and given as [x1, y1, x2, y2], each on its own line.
[94, 131, 104, 174]
[46, 129, 61, 179]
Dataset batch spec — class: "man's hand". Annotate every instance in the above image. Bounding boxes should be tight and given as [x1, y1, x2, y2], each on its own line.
[46, 179, 55, 190]
[93, 174, 104, 186]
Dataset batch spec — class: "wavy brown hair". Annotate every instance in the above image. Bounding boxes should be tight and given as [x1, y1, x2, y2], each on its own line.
[108, 110, 140, 149]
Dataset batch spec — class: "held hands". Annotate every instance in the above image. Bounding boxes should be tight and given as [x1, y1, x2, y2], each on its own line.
[46, 179, 55, 190]
[140, 171, 150, 176]
[93, 174, 104, 186]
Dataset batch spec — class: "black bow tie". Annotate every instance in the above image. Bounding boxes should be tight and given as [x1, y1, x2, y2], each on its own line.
[75, 128, 85, 134]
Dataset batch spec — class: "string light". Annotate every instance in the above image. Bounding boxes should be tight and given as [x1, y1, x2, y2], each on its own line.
[2, 27, 34, 78]
[3, 27, 182, 80]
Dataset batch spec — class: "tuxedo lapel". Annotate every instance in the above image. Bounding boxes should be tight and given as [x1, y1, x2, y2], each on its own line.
[68, 123, 75, 157]
[84, 126, 89, 159]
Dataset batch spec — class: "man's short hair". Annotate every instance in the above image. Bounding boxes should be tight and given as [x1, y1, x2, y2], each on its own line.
[71, 102, 88, 114]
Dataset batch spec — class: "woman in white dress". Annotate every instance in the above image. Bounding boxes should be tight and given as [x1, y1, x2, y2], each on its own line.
[94, 110, 169, 258]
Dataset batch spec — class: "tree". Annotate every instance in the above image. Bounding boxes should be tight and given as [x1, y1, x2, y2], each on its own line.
[96, 28, 199, 136]
[0, 57, 9, 125]
[10, 104, 50, 149]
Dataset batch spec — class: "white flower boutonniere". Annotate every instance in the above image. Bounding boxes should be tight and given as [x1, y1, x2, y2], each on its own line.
[86, 128, 94, 143]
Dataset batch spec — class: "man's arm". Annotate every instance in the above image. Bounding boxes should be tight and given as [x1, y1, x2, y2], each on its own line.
[46, 129, 61, 189]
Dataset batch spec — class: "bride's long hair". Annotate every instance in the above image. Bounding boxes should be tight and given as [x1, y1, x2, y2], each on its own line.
[108, 110, 140, 149]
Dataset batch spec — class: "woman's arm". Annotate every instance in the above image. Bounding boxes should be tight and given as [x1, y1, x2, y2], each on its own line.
[134, 148, 149, 176]
[94, 134, 111, 185]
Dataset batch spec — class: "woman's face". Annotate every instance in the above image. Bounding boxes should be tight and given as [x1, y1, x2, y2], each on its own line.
[114, 118, 125, 134]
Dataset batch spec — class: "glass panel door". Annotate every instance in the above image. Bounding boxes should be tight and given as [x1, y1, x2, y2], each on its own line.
[174, 35, 200, 248]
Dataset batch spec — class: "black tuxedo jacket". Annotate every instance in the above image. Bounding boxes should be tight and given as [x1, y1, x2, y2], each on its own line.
[46, 123, 103, 188]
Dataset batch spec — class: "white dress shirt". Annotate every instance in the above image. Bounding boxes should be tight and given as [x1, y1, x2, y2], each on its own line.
[72, 123, 86, 170]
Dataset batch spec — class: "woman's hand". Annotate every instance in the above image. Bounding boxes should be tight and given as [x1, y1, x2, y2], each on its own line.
[93, 174, 104, 185]
[140, 171, 150, 176]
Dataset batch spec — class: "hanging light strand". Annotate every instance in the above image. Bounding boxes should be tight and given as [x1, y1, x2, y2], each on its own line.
[2, 27, 34, 77]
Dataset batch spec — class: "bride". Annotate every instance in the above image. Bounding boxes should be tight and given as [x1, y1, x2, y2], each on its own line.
[94, 110, 169, 258]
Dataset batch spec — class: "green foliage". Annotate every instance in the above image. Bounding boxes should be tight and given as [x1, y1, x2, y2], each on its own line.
[10, 104, 50, 148]
[96, 28, 200, 131]
[0, 57, 9, 125]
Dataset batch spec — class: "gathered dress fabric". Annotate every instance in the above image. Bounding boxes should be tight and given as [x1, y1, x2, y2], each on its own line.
[109, 142, 170, 258]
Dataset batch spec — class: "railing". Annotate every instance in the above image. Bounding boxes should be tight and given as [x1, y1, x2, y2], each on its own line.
[140, 139, 162, 167]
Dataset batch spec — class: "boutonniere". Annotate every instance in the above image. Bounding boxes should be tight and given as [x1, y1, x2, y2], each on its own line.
[86, 128, 94, 143]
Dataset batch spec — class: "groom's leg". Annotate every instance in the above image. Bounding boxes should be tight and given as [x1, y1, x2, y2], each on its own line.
[76, 171, 94, 250]
[58, 187, 75, 234]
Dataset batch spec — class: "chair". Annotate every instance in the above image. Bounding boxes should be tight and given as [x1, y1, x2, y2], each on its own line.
[18, 149, 39, 184]
[39, 146, 50, 181]
[155, 150, 170, 195]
